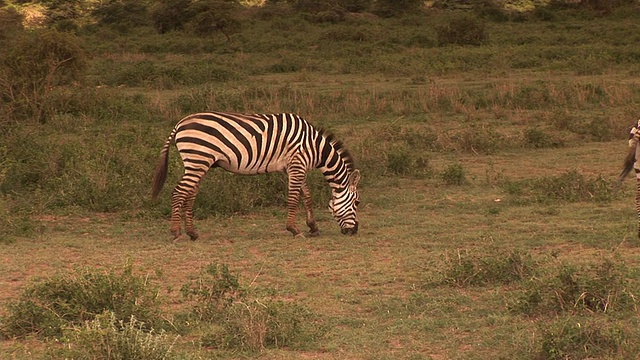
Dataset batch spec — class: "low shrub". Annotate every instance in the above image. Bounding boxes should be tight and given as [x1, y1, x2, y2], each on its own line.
[438, 249, 536, 287]
[441, 163, 467, 185]
[501, 170, 618, 204]
[0, 264, 161, 339]
[538, 317, 628, 360]
[510, 258, 638, 316]
[180, 263, 244, 322]
[436, 14, 488, 46]
[205, 299, 324, 352]
[54, 311, 179, 360]
[183, 262, 325, 352]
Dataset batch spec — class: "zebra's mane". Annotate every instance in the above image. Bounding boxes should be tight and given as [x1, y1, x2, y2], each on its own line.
[318, 128, 356, 172]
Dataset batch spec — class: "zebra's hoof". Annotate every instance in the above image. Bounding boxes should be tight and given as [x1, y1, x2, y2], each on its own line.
[308, 230, 320, 237]
[187, 231, 199, 241]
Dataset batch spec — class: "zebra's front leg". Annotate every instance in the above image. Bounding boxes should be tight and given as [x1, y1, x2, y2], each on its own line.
[302, 182, 319, 237]
[286, 166, 306, 237]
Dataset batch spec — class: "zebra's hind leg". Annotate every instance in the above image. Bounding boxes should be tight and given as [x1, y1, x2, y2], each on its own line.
[170, 186, 187, 240]
[184, 184, 200, 241]
[302, 182, 319, 237]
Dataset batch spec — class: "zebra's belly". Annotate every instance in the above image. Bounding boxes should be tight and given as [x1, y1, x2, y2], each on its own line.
[217, 159, 288, 175]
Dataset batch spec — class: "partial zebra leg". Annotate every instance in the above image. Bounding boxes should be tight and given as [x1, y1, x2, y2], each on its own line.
[170, 185, 187, 239]
[302, 181, 319, 237]
[285, 162, 306, 237]
[184, 183, 200, 241]
[636, 170, 640, 239]
[170, 170, 205, 240]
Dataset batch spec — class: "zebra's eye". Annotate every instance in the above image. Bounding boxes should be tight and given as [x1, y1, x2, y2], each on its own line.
[355, 199, 360, 207]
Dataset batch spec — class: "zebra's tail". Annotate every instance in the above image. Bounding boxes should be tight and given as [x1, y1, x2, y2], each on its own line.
[152, 129, 177, 200]
[619, 137, 638, 182]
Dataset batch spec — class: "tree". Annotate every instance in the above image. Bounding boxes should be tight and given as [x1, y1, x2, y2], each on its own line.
[92, 0, 151, 30]
[150, 0, 194, 33]
[0, 29, 86, 123]
[188, 0, 242, 41]
[371, 0, 423, 17]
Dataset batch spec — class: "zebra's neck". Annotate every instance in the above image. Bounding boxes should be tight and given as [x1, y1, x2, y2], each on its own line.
[317, 135, 354, 190]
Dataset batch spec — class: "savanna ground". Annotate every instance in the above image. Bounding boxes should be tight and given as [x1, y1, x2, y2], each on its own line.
[2, 1, 640, 359]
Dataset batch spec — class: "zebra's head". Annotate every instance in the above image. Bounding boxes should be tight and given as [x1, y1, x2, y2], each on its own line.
[329, 169, 361, 235]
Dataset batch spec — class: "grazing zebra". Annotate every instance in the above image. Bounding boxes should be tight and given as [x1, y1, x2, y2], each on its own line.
[619, 118, 640, 238]
[152, 111, 361, 240]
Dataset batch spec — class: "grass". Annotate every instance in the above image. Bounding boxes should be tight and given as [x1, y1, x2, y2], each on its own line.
[2, 3, 640, 359]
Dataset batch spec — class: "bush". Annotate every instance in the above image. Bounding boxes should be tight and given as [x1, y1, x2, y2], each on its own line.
[438, 249, 536, 287]
[539, 317, 627, 360]
[441, 163, 467, 185]
[92, 0, 151, 31]
[207, 299, 324, 352]
[150, 0, 194, 33]
[523, 128, 564, 148]
[55, 311, 179, 360]
[180, 263, 244, 322]
[510, 258, 638, 316]
[371, 0, 423, 18]
[183, 263, 325, 352]
[0, 264, 161, 339]
[437, 14, 488, 46]
[501, 170, 618, 204]
[0, 29, 86, 124]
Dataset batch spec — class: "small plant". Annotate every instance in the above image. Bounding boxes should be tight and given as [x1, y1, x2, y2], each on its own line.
[436, 14, 488, 46]
[183, 263, 325, 352]
[524, 128, 564, 148]
[441, 163, 467, 185]
[510, 258, 638, 316]
[501, 170, 618, 204]
[386, 147, 413, 176]
[205, 299, 324, 352]
[180, 263, 244, 322]
[439, 249, 536, 287]
[54, 311, 179, 360]
[0, 264, 161, 339]
[538, 317, 627, 360]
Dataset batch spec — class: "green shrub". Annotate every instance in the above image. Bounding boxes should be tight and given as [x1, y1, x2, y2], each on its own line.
[436, 14, 488, 46]
[441, 163, 467, 185]
[0, 29, 86, 124]
[510, 258, 638, 316]
[501, 170, 618, 204]
[180, 263, 244, 322]
[55, 311, 179, 360]
[183, 263, 325, 352]
[206, 299, 324, 352]
[538, 317, 627, 360]
[523, 128, 564, 148]
[0, 264, 161, 339]
[92, 0, 151, 31]
[439, 249, 536, 287]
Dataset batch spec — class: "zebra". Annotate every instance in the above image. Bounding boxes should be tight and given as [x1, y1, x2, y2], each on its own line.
[151, 111, 361, 240]
[619, 118, 640, 238]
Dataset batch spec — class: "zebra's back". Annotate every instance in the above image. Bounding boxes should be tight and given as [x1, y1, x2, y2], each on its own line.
[174, 112, 316, 175]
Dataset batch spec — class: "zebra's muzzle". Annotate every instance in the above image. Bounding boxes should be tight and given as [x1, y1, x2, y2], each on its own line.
[341, 222, 358, 235]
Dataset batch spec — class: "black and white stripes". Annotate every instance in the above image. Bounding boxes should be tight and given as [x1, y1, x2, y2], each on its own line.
[619, 118, 640, 238]
[152, 111, 361, 240]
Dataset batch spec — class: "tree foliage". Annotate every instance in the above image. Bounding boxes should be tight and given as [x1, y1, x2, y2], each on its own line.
[0, 29, 86, 124]
[92, 0, 151, 30]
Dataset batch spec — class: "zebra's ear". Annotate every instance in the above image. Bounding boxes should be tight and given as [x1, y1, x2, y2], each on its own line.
[349, 170, 361, 191]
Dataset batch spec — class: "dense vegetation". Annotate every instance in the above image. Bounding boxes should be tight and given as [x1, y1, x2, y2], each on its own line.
[2, 0, 640, 359]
